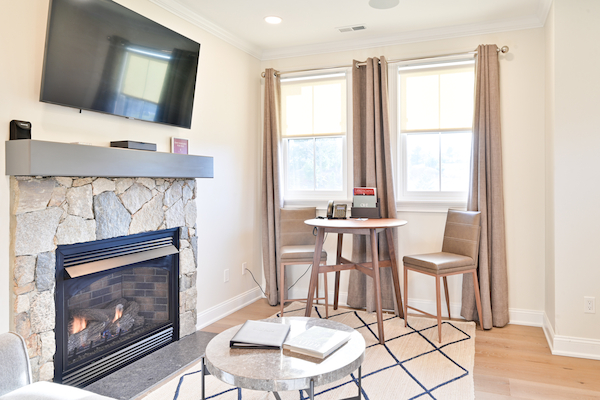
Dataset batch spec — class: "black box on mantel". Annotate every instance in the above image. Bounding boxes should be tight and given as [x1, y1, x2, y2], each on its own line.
[110, 140, 157, 151]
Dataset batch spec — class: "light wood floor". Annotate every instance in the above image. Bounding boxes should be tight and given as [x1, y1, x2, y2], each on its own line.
[201, 298, 600, 399]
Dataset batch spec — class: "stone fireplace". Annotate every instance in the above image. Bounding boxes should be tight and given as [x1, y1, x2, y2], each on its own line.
[10, 175, 199, 383]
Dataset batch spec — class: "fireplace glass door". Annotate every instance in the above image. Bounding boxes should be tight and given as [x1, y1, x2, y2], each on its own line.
[55, 229, 180, 387]
[65, 262, 172, 367]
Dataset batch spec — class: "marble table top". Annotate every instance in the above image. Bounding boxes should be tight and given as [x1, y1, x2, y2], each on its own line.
[204, 316, 365, 392]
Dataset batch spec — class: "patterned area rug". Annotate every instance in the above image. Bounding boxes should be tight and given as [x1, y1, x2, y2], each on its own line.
[141, 302, 475, 400]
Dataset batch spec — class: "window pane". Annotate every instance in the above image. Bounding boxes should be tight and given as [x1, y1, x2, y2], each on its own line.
[404, 75, 439, 131]
[440, 72, 474, 129]
[288, 139, 314, 190]
[315, 137, 343, 190]
[406, 134, 439, 191]
[441, 133, 472, 191]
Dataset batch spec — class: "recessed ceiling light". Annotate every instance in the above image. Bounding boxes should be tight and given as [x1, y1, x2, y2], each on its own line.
[369, 0, 399, 9]
[265, 16, 282, 24]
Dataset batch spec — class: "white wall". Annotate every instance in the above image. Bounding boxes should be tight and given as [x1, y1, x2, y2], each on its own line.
[263, 28, 547, 321]
[0, 0, 263, 333]
[551, 0, 600, 340]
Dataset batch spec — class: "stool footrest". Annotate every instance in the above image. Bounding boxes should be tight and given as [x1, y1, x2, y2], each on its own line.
[406, 305, 438, 320]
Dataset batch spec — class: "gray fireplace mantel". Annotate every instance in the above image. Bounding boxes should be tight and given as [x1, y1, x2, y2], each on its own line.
[5, 140, 213, 178]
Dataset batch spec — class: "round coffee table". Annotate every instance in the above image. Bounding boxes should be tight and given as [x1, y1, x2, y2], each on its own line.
[201, 316, 366, 400]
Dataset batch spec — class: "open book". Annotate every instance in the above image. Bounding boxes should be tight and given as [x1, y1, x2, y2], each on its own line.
[229, 320, 291, 349]
[283, 326, 352, 359]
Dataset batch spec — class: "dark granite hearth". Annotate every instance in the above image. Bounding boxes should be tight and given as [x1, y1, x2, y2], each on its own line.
[85, 330, 216, 400]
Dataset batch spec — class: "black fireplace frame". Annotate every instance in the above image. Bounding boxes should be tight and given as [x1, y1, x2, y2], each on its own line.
[54, 228, 180, 387]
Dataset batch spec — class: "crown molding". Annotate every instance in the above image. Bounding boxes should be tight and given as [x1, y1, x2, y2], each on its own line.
[261, 15, 546, 60]
[536, 0, 553, 26]
[150, 0, 551, 61]
[149, 0, 262, 59]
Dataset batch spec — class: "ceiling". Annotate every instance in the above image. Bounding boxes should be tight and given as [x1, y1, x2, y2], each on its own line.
[149, 0, 552, 60]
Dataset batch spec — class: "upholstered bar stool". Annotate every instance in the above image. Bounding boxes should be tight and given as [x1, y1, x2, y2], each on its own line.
[279, 208, 329, 317]
[402, 210, 484, 343]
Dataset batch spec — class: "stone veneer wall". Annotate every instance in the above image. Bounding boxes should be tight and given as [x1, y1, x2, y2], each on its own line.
[10, 176, 198, 382]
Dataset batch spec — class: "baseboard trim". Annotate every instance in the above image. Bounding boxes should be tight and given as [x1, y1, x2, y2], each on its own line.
[509, 307, 544, 327]
[542, 312, 600, 361]
[195, 287, 263, 330]
[543, 312, 556, 354]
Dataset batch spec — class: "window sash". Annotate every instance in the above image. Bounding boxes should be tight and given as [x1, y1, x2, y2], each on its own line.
[280, 70, 351, 203]
[399, 130, 471, 200]
[395, 61, 475, 205]
[282, 136, 347, 200]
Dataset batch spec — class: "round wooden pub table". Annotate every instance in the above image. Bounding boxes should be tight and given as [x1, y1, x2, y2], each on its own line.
[303, 218, 408, 344]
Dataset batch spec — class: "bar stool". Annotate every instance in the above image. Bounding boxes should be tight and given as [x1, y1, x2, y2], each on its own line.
[279, 207, 329, 317]
[403, 210, 484, 343]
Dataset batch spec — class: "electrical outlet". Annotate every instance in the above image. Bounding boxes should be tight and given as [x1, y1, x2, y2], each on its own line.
[224, 269, 230, 282]
[584, 297, 595, 314]
[242, 262, 247, 275]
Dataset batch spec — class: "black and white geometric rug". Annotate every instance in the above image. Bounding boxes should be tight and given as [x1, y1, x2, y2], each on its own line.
[141, 302, 475, 400]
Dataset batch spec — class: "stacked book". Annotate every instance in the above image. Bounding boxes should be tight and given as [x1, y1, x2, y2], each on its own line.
[353, 187, 377, 208]
[230, 320, 291, 349]
[283, 326, 352, 359]
[230, 320, 352, 359]
[351, 187, 380, 218]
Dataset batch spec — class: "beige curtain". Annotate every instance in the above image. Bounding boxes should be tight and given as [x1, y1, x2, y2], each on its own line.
[347, 56, 399, 313]
[261, 68, 283, 306]
[461, 45, 509, 329]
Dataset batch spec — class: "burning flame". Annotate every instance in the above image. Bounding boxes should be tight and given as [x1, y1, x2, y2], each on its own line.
[71, 317, 87, 334]
[113, 304, 124, 323]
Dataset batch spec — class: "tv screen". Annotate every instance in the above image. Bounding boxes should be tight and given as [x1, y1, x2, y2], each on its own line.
[40, 0, 200, 129]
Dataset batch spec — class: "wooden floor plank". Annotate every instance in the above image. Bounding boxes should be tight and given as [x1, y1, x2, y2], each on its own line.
[474, 374, 511, 396]
[201, 299, 600, 398]
[508, 378, 600, 399]
[474, 391, 528, 400]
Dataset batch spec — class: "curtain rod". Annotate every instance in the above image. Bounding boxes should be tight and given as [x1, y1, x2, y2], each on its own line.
[261, 45, 509, 78]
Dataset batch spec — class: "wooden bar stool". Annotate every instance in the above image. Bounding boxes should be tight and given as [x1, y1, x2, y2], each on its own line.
[279, 208, 329, 317]
[403, 210, 484, 343]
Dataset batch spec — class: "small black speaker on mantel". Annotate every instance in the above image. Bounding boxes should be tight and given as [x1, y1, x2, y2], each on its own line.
[10, 120, 32, 140]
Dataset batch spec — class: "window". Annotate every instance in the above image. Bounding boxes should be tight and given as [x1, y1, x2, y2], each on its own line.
[397, 60, 475, 204]
[281, 72, 349, 202]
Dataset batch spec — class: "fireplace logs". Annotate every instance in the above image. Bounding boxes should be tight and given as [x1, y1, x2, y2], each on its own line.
[67, 298, 145, 354]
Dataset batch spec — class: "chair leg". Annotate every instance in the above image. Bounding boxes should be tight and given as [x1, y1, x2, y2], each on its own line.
[435, 276, 442, 343]
[280, 263, 285, 317]
[403, 265, 408, 327]
[323, 267, 329, 318]
[334, 271, 341, 310]
[443, 276, 451, 319]
[471, 271, 484, 329]
[334, 234, 343, 310]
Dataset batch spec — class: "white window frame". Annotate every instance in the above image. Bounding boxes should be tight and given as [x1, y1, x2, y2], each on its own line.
[280, 68, 353, 207]
[391, 58, 475, 212]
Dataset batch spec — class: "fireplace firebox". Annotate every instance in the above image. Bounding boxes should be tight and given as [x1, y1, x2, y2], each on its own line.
[54, 228, 180, 387]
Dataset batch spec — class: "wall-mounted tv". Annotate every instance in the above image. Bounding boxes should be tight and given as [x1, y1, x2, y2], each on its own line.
[40, 0, 200, 129]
